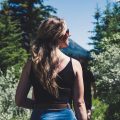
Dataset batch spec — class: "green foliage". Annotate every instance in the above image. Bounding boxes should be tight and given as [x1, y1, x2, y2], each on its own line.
[90, 2, 120, 53]
[0, 14, 28, 71]
[90, 2, 120, 119]
[0, 66, 31, 120]
[91, 34, 120, 102]
[91, 33, 120, 119]
[0, 0, 56, 70]
[91, 99, 108, 120]
[89, 5, 103, 52]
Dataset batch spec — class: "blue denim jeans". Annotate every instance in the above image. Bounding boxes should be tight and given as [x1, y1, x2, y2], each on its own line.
[30, 108, 77, 120]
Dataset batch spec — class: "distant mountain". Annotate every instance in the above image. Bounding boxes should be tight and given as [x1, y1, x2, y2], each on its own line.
[61, 39, 90, 59]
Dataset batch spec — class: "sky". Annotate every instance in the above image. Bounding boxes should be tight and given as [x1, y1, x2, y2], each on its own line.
[0, 0, 117, 50]
[43, 0, 116, 50]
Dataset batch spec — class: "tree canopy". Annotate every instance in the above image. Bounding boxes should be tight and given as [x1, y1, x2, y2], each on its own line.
[90, 2, 120, 119]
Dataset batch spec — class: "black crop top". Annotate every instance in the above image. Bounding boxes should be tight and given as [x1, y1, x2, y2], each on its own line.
[30, 58, 75, 104]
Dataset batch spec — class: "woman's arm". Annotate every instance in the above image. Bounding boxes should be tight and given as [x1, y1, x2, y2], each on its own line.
[72, 60, 87, 120]
[15, 59, 35, 109]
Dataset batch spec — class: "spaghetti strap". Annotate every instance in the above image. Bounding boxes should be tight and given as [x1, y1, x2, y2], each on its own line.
[70, 57, 72, 62]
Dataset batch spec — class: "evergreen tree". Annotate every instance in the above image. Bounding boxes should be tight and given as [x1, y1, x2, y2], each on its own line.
[89, 5, 103, 53]
[100, 2, 120, 49]
[101, 1, 112, 38]
[110, 2, 120, 35]
[0, 14, 28, 71]
[90, 1, 120, 53]
[4, 0, 56, 51]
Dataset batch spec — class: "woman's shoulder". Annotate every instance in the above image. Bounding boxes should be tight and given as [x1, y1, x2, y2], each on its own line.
[71, 58, 81, 67]
[70, 58, 82, 75]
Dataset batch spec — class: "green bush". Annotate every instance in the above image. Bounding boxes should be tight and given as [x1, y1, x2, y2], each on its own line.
[91, 99, 108, 120]
[0, 67, 31, 120]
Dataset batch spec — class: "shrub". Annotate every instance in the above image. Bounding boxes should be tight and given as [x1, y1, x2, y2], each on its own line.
[0, 67, 31, 120]
[91, 98, 108, 120]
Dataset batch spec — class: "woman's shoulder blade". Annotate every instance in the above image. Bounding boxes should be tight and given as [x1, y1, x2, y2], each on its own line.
[71, 58, 82, 74]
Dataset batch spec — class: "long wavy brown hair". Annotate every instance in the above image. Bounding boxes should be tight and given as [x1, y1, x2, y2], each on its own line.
[31, 17, 67, 98]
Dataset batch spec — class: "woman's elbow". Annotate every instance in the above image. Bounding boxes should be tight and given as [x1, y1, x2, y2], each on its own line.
[74, 99, 85, 107]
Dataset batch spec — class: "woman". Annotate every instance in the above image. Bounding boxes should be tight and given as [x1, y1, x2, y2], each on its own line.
[15, 17, 87, 120]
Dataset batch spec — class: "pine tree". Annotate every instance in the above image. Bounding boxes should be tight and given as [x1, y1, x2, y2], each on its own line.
[90, 1, 120, 53]
[110, 2, 120, 36]
[89, 5, 103, 53]
[0, 14, 28, 71]
[6, 0, 56, 51]
[101, 1, 112, 38]
[100, 2, 120, 46]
